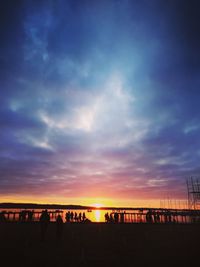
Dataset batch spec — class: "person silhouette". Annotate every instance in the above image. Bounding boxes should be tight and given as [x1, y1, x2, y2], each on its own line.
[28, 210, 34, 222]
[56, 214, 63, 241]
[146, 209, 153, 223]
[114, 212, 119, 223]
[110, 213, 114, 223]
[74, 212, 78, 222]
[78, 212, 82, 222]
[0, 211, 6, 222]
[105, 212, 109, 223]
[39, 210, 50, 241]
[65, 211, 71, 222]
[70, 211, 74, 222]
[82, 212, 86, 222]
[120, 212, 125, 223]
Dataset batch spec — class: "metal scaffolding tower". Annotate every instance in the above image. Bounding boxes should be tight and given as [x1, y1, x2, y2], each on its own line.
[187, 177, 200, 210]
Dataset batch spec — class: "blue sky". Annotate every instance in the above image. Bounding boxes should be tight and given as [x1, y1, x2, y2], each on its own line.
[0, 0, 200, 206]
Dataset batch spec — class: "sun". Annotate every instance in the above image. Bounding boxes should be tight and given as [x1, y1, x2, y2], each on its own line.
[91, 203, 104, 208]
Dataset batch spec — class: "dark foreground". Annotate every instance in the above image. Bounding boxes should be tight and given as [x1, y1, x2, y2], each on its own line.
[0, 222, 199, 267]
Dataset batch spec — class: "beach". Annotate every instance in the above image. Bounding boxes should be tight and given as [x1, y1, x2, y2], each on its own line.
[0, 222, 199, 267]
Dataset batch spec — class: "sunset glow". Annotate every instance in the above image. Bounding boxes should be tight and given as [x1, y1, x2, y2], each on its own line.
[93, 210, 101, 222]
[91, 203, 104, 208]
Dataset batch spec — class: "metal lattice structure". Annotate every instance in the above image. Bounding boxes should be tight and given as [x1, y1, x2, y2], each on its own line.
[187, 177, 200, 210]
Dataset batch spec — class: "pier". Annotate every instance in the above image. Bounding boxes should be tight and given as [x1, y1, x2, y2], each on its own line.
[0, 209, 63, 222]
[1, 207, 200, 223]
[108, 208, 200, 223]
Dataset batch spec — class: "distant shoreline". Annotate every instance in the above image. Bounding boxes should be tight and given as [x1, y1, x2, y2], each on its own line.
[0, 202, 159, 210]
[0, 202, 195, 211]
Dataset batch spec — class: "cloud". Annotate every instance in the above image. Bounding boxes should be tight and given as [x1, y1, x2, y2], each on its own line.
[0, 0, 200, 203]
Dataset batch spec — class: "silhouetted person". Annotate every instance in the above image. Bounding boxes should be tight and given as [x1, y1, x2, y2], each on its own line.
[22, 210, 26, 221]
[19, 211, 22, 222]
[70, 211, 74, 222]
[114, 212, 119, 223]
[0, 211, 6, 222]
[65, 211, 71, 222]
[74, 212, 78, 222]
[173, 215, 177, 223]
[109, 213, 114, 223]
[78, 212, 82, 222]
[19, 210, 26, 222]
[120, 212, 125, 223]
[164, 210, 169, 223]
[82, 212, 86, 222]
[146, 210, 153, 223]
[153, 211, 157, 223]
[156, 212, 160, 223]
[56, 214, 63, 241]
[40, 210, 50, 241]
[168, 211, 172, 223]
[28, 210, 34, 222]
[105, 212, 109, 223]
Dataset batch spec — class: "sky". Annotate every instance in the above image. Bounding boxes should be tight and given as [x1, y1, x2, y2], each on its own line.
[0, 0, 200, 207]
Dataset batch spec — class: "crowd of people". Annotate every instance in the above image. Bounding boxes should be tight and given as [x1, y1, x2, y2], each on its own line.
[0, 209, 89, 223]
[0, 211, 6, 222]
[65, 211, 87, 222]
[19, 210, 34, 221]
[146, 209, 167, 223]
[105, 212, 125, 223]
[146, 209, 188, 223]
[104, 209, 200, 223]
[39, 210, 89, 241]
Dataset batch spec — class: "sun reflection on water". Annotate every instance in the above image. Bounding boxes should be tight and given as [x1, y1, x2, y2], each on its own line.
[93, 210, 101, 222]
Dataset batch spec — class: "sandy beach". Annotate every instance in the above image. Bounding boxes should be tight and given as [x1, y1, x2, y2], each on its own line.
[0, 222, 199, 267]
